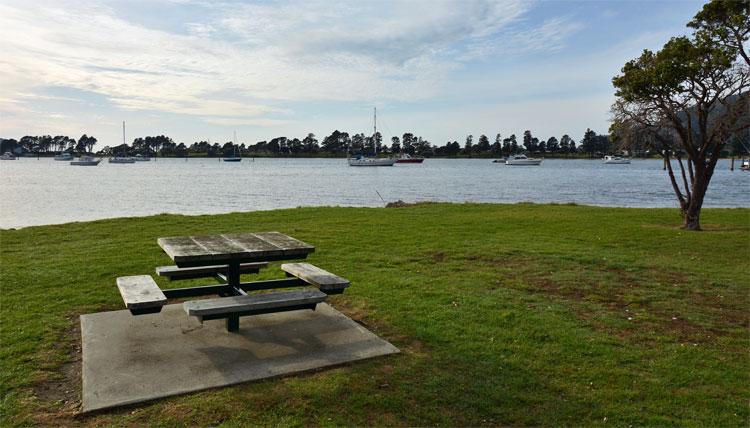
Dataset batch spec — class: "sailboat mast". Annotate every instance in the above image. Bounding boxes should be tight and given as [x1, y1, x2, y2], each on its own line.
[373, 107, 377, 156]
[122, 121, 125, 145]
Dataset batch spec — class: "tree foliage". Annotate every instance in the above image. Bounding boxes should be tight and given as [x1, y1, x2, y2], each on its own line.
[611, 0, 749, 230]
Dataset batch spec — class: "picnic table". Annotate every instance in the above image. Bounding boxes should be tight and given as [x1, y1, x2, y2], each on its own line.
[116, 232, 349, 332]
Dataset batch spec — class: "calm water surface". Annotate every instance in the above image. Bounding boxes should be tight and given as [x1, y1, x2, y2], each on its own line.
[1, 157, 747, 228]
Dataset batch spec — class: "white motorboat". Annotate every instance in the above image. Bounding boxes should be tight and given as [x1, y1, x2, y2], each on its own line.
[505, 154, 542, 165]
[395, 153, 424, 163]
[109, 156, 135, 163]
[349, 107, 395, 167]
[71, 155, 101, 166]
[134, 154, 151, 161]
[348, 155, 396, 166]
[54, 152, 73, 161]
[740, 159, 749, 171]
[603, 155, 631, 164]
[0, 151, 17, 160]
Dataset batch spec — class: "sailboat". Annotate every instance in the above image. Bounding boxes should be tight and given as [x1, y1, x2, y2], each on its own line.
[348, 108, 395, 166]
[109, 121, 136, 163]
[223, 132, 242, 162]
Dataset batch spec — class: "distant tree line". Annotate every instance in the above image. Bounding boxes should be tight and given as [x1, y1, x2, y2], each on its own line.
[0, 134, 97, 155]
[4, 127, 747, 159]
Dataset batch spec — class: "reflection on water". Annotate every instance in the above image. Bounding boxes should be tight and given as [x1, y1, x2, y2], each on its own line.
[0, 157, 747, 228]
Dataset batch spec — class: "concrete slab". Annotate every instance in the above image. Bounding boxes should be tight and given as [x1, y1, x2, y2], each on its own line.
[81, 303, 399, 413]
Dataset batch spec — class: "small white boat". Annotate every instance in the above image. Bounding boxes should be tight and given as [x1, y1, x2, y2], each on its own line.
[603, 155, 631, 164]
[134, 154, 151, 161]
[54, 152, 73, 161]
[0, 151, 17, 160]
[348, 155, 396, 166]
[741, 159, 749, 171]
[109, 156, 136, 163]
[71, 155, 101, 166]
[395, 153, 424, 163]
[505, 154, 542, 165]
[348, 107, 395, 167]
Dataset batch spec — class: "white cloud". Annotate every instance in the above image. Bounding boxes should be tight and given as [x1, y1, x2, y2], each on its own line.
[202, 117, 289, 127]
[0, 0, 582, 131]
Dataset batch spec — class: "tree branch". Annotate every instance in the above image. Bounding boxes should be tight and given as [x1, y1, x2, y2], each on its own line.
[676, 153, 692, 203]
[664, 150, 687, 210]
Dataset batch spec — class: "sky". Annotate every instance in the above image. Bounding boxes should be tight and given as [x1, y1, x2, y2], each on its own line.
[0, 0, 705, 148]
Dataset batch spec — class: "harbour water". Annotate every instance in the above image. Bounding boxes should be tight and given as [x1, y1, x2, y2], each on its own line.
[0, 157, 747, 229]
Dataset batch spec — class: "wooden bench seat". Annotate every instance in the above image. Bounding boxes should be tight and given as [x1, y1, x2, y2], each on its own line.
[155, 262, 268, 280]
[280, 263, 350, 294]
[116, 275, 167, 315]
[183, 289, 327, 323]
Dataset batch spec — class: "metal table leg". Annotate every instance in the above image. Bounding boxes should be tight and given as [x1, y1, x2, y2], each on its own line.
[226, 261, 241, 332]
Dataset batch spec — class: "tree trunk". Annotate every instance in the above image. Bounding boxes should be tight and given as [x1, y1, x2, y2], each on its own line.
[682, 203, 702, 230]
[681, 169, 709, 231]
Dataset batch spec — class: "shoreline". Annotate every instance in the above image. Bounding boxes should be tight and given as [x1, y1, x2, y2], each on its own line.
[2, 202, 749, 231]
[8, 153, 749, 161]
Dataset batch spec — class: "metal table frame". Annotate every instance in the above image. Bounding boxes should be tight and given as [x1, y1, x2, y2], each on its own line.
[157, 233, 316, 331]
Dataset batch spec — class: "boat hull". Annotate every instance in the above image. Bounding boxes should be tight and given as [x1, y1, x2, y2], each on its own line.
[71, 160, 101, 166]
[505, 159, 542, 165]
[223, 158, 242, 162]
[395, 158, 424, 163]
[603, 156, 631, 164]
[348, 158, 395, 166]
[109, 158, 136, 163]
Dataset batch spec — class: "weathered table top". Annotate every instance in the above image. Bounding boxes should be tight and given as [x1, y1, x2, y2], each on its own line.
[157, 232, 315, 267]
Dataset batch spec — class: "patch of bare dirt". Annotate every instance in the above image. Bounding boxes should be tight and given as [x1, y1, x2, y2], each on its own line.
[31, 315, 82, 426]
[431, 251, 446, 262]
[385, 200, 411, 208]
[465, 254, 743, 344]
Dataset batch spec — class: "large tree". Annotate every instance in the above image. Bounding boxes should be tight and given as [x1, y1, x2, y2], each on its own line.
[611, 0, 749, 230]
[476, 134, 491, 154]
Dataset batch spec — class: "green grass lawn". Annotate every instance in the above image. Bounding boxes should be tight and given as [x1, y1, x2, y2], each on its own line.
[1, 203, 748, 426]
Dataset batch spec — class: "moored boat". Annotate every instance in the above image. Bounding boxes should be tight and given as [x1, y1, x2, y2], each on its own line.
[741, 159, 749, 171]
[395, 153, 424, 163]
[71, 155, 101, 166]
[505, 154, 542, 165]
[0, 151, 17, 160]
[134, 154, 151, 161]
[109, 156, 136, 163]
[54, 152, 73, 161]
[603, 155, 631, 164]
[223, 132, 242, 162]
[348, 107, 395, 167]
[109, 121, 136, 163]
[348, 155, 396, 166]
